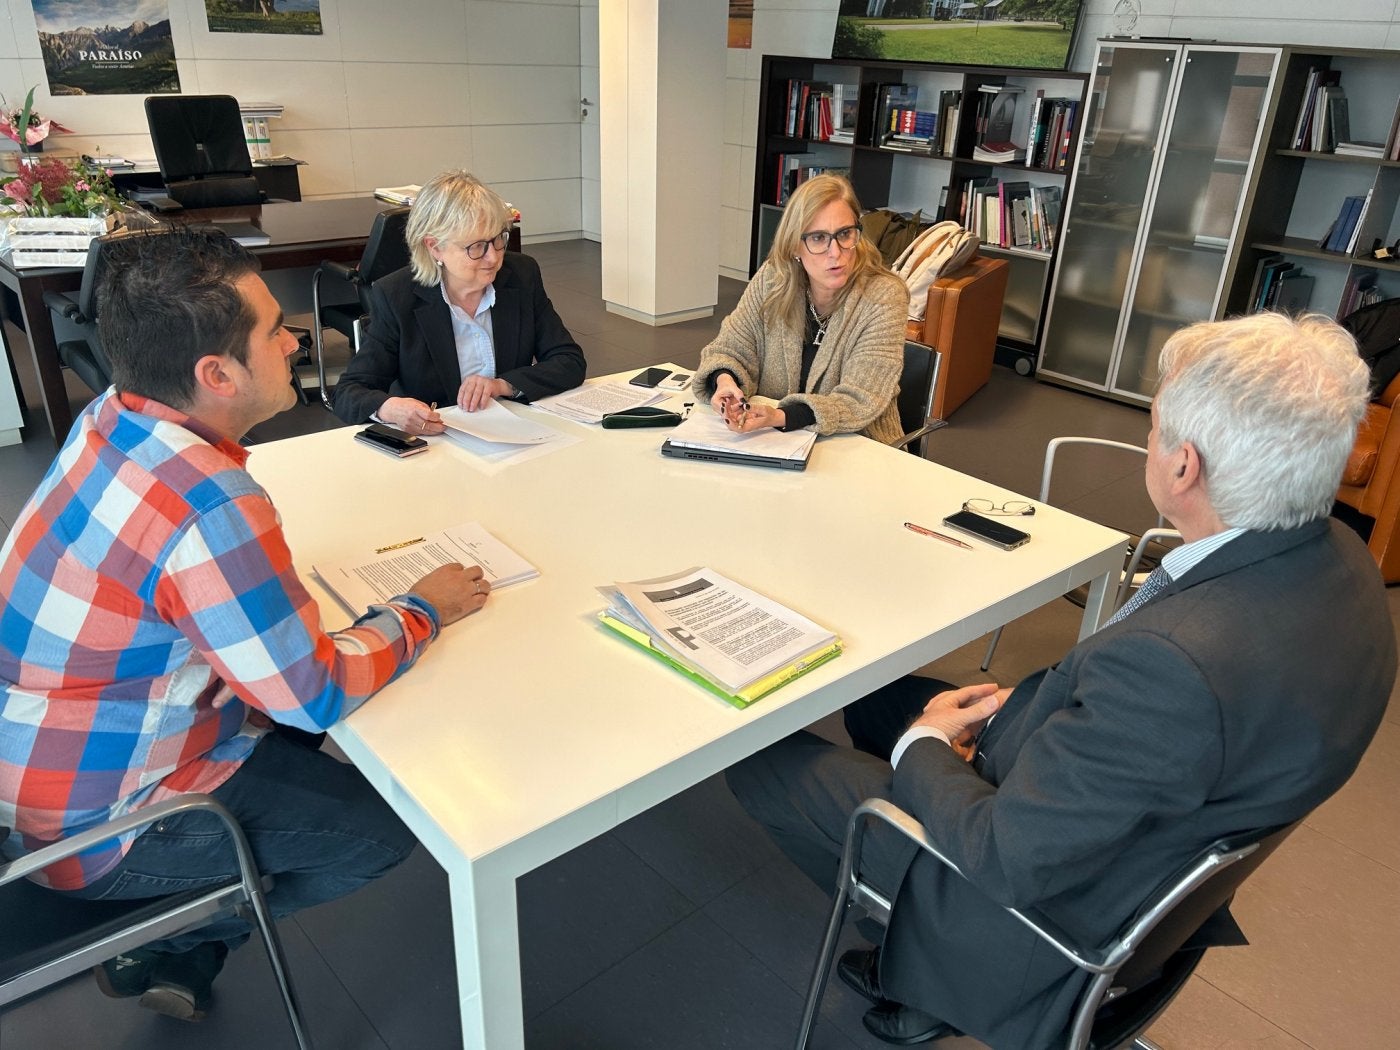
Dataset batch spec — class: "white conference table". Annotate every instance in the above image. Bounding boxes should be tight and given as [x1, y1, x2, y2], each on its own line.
[246, 387, 1126, 1049]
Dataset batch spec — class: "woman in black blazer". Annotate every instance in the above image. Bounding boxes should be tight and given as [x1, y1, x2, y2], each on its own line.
[333, 170, 586, 432]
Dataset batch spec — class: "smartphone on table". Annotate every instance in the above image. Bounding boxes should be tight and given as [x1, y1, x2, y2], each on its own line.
[940, 510, 1031, 550]
[629, 367, 672, 388]
[355, 423, 430, 458]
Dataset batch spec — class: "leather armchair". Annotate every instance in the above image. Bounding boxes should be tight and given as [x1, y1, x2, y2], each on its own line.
[1338, 371, 1400, 583]
[903, 253, 1009, 420]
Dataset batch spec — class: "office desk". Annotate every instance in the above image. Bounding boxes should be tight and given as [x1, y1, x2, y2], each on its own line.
[246, 399, 1127, 1050]
[0, 196, 389, 447]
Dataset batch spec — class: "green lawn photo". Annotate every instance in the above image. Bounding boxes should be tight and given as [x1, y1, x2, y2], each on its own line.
[836, 19, 1074, 67]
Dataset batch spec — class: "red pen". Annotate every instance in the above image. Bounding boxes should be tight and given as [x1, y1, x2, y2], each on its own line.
[904, 521, 973, 550]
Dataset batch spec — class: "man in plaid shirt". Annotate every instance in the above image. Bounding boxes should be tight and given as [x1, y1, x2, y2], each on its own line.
[0, 229, 489, 1020]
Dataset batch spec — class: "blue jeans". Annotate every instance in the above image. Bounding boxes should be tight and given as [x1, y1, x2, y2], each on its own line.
[64, 731, 416, 954]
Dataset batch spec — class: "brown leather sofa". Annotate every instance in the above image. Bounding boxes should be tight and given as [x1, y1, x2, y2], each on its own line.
[1338, 371, 1400, 583]
[903, 254, 1010, 420]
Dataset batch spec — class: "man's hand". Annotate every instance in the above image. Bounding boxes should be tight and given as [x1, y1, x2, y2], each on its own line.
[457, 375, 512, 412]
[409, 563, 490, 626]
[377, 397, 444, 435]
[910, 683, 1004, 756]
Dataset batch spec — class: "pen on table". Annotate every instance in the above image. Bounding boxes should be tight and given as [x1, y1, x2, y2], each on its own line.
[904, 521, 973, 550]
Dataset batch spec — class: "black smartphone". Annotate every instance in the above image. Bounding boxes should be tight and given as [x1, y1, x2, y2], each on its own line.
[941, 510, 1031, 550]
[629, 367, 671, 388]
[355, 423, 430, 458]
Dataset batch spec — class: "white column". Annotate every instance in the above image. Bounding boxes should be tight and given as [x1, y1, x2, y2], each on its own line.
[599, 0, 726, 326]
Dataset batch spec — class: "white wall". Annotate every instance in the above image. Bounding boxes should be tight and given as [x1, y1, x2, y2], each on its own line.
[581, 0, 601, 240]
[717, 0, 1400, 279]
[0, 0, 589, 239]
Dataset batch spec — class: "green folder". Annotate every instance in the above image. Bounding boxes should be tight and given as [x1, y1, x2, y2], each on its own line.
[598, 613, 842, 710]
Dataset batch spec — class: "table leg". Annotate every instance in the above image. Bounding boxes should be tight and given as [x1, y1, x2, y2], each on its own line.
[1076, 565, 1115, 640]
[449, 860, 525, 1050]
[12, 273, 73, 445]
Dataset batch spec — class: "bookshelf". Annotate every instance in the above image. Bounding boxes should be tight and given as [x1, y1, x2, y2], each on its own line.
[751, 55, 1089, 353]
[1227, 47, 1400, 326]
[1037, 41, 1283, 404]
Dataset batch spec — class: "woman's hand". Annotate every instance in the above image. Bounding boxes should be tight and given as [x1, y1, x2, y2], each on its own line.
[458, 376, 513, 412]
[727, 402, 786, 433]
[376, 397, 444, 435]
[711, 375, 746, 426]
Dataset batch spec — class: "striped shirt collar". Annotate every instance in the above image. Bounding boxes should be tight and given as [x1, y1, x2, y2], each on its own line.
[1161, 526, 1247, 581]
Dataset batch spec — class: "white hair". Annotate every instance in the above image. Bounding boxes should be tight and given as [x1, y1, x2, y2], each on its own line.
[1155, 312, 1370, 531]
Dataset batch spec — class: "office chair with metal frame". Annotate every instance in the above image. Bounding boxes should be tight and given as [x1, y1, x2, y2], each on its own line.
[894, 340, 947, 458]
[308, 206, 412, 411]
[0, 794, 311, 1049]
[795, 797, 1296, 1050]
[981, 436, 1182, 671]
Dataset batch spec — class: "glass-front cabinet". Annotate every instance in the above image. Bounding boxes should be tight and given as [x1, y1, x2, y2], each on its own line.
[1038, 41, 1280, 403]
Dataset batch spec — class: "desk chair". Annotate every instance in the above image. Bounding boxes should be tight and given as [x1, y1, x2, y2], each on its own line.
[307, 206, 412, 411]
[980, 437, 1181, 671]
[0, 795, 311, 1049]
[894, 340, 946, 458]
[145, 95, 264, 209]
[795, 797, 1296, 1050]
[42, 230, 131, 396]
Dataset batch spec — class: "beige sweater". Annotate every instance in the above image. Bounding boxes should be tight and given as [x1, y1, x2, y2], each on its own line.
[692, 262, 907, 445]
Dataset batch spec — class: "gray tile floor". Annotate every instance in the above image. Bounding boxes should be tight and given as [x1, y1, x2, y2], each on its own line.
[1, 240, 1395, 1049]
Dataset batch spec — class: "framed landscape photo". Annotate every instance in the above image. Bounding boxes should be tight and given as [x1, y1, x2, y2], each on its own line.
[832, 0, 1084, 71]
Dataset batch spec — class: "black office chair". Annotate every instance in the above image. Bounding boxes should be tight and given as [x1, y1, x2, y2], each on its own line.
[894, 339, 947, 458]
[42, 229, 135, 396]
[307, 206, 411, 411]
[795, 797, 1297, 1050]
[145, 95, 265, 209]
[0, 795, 311, 1049]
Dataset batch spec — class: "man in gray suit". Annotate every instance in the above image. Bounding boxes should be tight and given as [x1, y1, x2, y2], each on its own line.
[728, 312, 1395, 1048]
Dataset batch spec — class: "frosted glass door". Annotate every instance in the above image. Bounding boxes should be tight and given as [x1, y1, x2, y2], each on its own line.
[1113, 48, 1277, 398]
[1039, 45, 1176, 386]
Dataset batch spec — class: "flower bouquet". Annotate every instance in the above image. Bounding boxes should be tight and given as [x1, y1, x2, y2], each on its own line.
[1, 87, 71, 153]
[1, 157, 125, 268]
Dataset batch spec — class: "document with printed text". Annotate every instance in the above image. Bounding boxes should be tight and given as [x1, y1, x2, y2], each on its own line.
[314, 523, 538, 614]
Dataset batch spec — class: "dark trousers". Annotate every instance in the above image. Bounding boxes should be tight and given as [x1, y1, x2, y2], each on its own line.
[725, 675, 952, 900]
[65, 730, 416, 954]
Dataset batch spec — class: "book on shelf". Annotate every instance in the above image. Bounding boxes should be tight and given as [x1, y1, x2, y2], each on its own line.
[1247, 254, 1288, 311]
[374, 185, 420, 205]
[976, 85, 1023, 151]
[1346, 188, 1374, 256]
[1026, 98, 1079, 170]
[1339, 271, 1381, 319]
[596, 566, 841, 709]
[1309, 85, 1349, 152]
[1292, 68, 1341, 150]
[872, 84, 918, 148]
[313, 522, 538, 616]
[1322, 194, 1365, 254]
[1334, 140, 1386, 158]
[972, 140, 1026, 163]
[1271, 270, 1316, 315]
[939, 89, 962, 156]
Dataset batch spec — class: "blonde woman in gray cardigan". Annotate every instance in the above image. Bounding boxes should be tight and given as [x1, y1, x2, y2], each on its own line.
[693, 174, 906, 445]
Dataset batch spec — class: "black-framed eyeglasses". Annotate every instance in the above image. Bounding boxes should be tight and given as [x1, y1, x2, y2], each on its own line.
[963, 498, 1035, 517]
[800, 223, 862, 255]
[454, 230, 510, 260]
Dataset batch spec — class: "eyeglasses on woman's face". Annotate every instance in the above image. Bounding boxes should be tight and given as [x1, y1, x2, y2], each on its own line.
[451, 230, 510, 260]
[799, 223, 862, 255]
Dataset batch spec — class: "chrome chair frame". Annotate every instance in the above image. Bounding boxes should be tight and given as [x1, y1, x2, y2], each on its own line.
[795, 797, 1289, 1050]
[0, 795, 311, 1049]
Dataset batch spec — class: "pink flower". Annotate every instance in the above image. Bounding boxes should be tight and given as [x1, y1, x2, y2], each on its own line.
[74, 180, 90, 192]
[3, 179, 31, 203]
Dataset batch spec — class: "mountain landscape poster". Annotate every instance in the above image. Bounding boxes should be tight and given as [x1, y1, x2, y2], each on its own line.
[32, 0, 180, 95]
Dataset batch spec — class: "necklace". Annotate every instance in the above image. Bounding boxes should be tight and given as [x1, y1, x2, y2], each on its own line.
[808, 298, 831, 348]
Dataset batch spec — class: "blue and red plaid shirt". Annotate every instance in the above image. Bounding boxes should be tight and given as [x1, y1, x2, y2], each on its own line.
[0, 390, 440, 889]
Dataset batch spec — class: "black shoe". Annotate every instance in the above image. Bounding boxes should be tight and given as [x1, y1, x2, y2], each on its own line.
[94, 948, 163, 999]
[138, 941, 229, 1022]
[837, 946, 882, 1002]
[862, 1000, 961, 1046]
